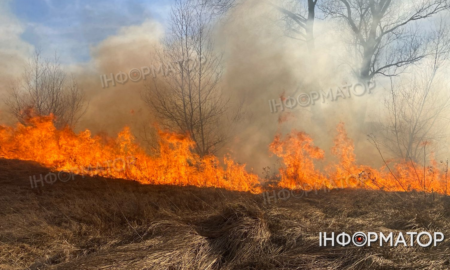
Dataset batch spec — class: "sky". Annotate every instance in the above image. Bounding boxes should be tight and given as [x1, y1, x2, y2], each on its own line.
[5, 0, 172, 63]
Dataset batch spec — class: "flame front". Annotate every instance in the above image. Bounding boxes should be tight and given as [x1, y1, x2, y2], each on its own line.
[0, 114, 260, 193]
[270, 122, 449, 194]
[0, 115, 448, 195]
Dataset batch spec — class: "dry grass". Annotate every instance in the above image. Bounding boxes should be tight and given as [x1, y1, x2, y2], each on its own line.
[1, 158, 450, 269]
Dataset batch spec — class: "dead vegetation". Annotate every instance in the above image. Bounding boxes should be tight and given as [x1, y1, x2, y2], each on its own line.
[1, 158, 450, 270]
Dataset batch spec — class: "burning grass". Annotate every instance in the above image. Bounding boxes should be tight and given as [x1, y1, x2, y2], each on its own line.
[1, 159, 450, 269]
[1, 114, 449, 197]
[0, 114, 260, 193]
[270, 122, 450, 194]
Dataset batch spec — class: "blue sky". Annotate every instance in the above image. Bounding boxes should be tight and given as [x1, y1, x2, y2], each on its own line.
[9, 0, 172, 63]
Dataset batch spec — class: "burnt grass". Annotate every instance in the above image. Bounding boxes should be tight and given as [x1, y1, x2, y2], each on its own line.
[1, 159, 450, 270]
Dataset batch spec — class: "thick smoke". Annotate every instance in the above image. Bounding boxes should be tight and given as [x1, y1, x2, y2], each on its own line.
[0, 0, 33, 125]
[73, 20, 165, 143]
[214, 0, 386, 172]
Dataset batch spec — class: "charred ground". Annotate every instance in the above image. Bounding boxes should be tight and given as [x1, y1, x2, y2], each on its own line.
[1, 158, 449, 270]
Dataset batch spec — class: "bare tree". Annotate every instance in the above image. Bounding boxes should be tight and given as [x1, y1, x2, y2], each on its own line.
[274, 0, 319, 52]
[322, 0, 449, 80]
[143, 0, 230, 157]
[204, 0, 238, 14]
[373, 20, 450, 162]
[5, 51, 87, 129]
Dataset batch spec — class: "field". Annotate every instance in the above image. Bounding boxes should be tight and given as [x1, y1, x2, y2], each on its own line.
[1, 158, 450, 270]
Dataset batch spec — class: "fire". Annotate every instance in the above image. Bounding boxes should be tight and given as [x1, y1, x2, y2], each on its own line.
[269, 130, 327, 189]
[0, 114, 260, 193]
[270, 122, 449, 195]
[0, 114, 448, 195]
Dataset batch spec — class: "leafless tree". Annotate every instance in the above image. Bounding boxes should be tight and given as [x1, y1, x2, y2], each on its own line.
[372, 20, 450, 162]
[143, 0, 231, 157]
[321, 0, 449, 79]
[274, 0, 319, 52]
[204, 0, 238, 14]
[5, 51, 87, 129]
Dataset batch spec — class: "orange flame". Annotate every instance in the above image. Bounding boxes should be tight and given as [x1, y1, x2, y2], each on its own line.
[0, 114, 260, 193]
[270, 122, 449, 194]
[269, 130, 326, 189]
[0, 114, 448, 195]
